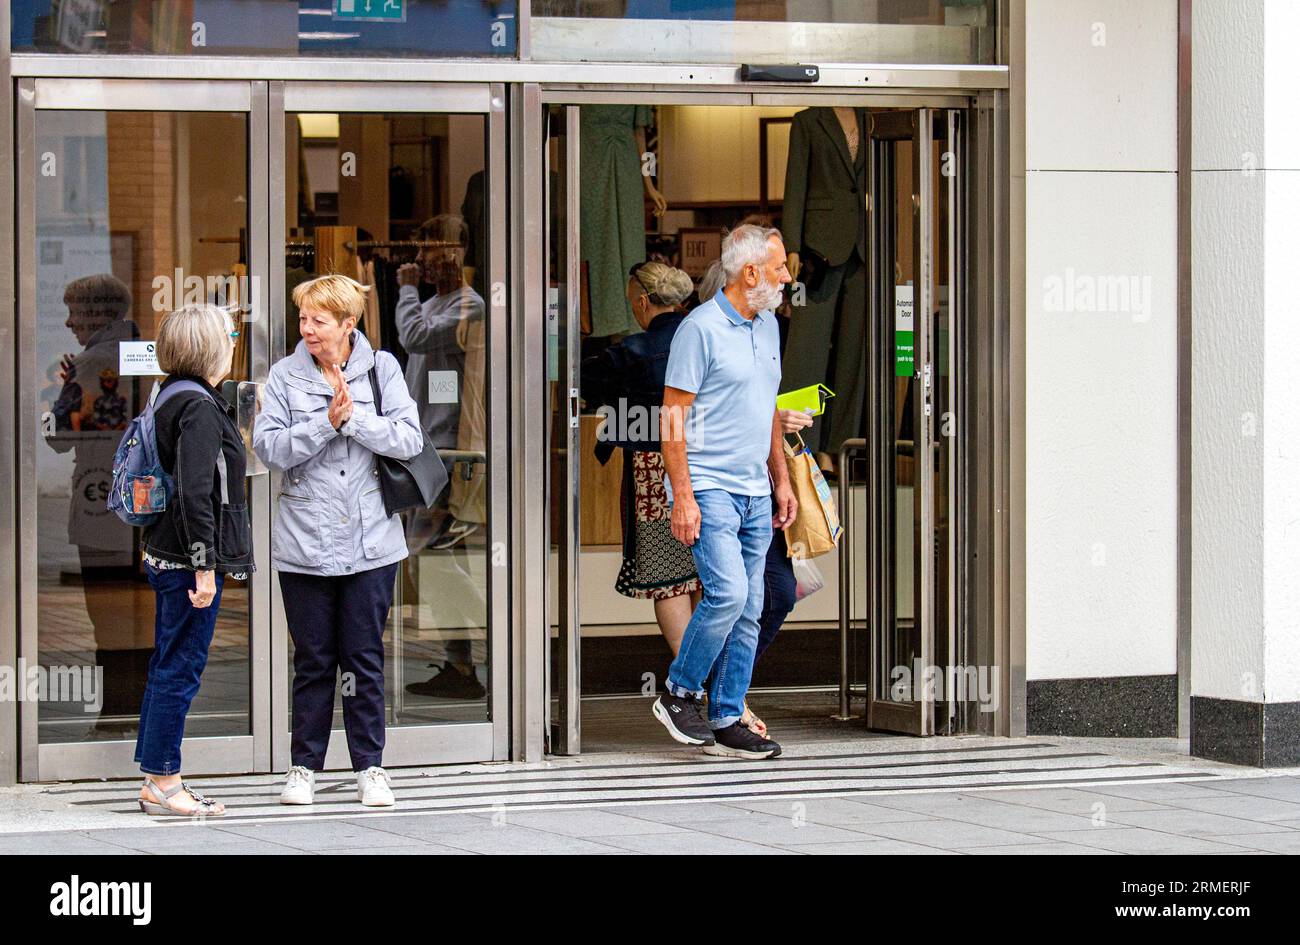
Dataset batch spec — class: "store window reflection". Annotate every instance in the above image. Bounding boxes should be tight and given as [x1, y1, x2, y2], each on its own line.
[284, 111, 491, 726]
[34, 110, 252, 743]
[10, 0, 517, 58]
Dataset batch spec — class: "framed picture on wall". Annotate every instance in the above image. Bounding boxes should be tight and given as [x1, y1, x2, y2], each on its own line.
[759, 116, 793, 213]
[678, 227, 722, 279]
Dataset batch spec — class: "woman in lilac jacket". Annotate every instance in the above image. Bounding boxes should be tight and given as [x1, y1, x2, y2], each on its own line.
[253, 274, 422, 809]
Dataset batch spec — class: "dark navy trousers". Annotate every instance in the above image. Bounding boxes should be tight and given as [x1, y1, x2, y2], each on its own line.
[279, 563, 398, 772]
[756, 527, 797, 662]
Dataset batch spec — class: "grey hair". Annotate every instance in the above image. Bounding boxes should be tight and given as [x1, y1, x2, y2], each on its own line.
[156, 303, 235, 380]
[696, 259, 725, 303]
[720, 224, 783, 282]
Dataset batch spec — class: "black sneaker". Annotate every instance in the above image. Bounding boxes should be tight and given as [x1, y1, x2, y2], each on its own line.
[652, 693, 715, 746]
[703, 721, 782, 759]
[405, 663, 486, 700]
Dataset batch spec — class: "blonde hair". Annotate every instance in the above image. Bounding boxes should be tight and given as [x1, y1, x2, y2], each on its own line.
[156, 304, 234, 380]
[632, 261, 694, 307]
[292, 273, 370, 325]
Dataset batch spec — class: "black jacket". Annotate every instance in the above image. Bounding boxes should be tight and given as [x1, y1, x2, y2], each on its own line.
[782, 107, 868, 268]
[141, 375, 255, 574]
[581, 310, 686, 460]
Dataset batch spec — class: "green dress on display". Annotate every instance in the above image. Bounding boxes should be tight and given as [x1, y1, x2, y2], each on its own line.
[580, 104, 652, 338]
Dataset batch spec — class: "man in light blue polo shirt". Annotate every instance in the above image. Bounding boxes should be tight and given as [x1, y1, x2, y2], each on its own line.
[653, 224, 798, 760]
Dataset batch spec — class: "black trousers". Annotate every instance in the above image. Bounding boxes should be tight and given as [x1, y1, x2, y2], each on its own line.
[279, 563, 398, 771]
[756, 527, 797, 663]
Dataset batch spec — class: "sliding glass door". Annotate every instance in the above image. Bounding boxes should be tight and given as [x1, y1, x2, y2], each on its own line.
[15, 79, 270, 780]
[269, 82, 510, 769]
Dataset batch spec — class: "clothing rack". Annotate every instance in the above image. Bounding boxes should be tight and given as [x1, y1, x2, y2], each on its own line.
[345, 239, 461, 252]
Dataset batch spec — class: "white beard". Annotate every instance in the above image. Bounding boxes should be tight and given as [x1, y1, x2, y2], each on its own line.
[745, 275, 784, 313]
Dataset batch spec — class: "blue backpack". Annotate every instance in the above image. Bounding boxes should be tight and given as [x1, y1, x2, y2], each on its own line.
[108, 380, 214, 527]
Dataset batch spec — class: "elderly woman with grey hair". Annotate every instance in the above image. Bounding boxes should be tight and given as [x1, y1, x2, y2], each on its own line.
[136, 303, 253, 816]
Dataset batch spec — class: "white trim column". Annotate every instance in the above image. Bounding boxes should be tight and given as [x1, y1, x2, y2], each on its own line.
[1190, 0, 1300, 767]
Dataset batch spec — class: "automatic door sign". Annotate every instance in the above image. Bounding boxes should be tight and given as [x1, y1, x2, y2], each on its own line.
[334, 0, 406, 22]
[119, 340, 162, 376]
[894, 284, 914, 377]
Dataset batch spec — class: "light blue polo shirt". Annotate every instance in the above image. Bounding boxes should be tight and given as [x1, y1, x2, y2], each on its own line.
[664, 289, 782, 498]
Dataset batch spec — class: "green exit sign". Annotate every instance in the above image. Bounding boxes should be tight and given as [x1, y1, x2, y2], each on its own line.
[334, 0, 406, 22]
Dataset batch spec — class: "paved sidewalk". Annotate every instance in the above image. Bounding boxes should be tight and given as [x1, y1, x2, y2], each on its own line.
[3, 735, 1299, 854]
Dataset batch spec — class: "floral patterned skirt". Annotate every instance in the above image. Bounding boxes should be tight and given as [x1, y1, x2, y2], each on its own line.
[614, 450, 702, 600]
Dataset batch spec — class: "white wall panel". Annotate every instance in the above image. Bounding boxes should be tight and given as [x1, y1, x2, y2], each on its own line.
[1026, 0, 1177, 172]
[1026, 170, 1178, 679]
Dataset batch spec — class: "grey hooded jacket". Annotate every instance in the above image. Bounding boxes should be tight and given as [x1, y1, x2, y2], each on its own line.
[253, 331, 423, 576]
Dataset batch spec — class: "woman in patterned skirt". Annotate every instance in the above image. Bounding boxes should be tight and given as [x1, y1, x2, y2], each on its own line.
[582, 262, 701, 652]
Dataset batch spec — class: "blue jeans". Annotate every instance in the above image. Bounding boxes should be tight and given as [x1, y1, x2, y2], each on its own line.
[135, 564, 225, 776]
[665, 490, 773, 729]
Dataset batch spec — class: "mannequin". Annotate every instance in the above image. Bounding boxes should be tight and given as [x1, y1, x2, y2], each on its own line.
[579, 104, 668, 339]
[781, 106, 868, 464]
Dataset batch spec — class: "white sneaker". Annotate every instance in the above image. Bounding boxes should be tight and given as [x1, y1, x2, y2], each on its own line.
[356, 766, 395, 807]
[280, 765, 315, 805]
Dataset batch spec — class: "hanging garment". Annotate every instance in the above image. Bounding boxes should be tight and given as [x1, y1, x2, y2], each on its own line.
[450, 313, 487, 525]
[361, 259, 382, 346]
[579, 104, 653, 338]
[781, 106, 869, 455]
[462, 169, 488, 301]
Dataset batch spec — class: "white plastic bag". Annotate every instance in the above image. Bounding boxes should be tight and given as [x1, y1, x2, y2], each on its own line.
[792, 555, 825, 602]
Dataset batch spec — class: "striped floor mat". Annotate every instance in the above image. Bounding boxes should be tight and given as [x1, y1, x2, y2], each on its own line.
[43, 738, 1221, 827]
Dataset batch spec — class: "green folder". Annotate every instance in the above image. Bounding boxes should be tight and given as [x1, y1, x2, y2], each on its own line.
[777, 384, 835, 417]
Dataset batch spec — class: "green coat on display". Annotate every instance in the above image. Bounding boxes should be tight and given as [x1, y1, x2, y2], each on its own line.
[781, 106, 869, 456]
[580, 104, 653, 339]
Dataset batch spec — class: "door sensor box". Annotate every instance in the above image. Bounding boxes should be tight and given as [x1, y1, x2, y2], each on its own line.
[740, 64, 820, 83]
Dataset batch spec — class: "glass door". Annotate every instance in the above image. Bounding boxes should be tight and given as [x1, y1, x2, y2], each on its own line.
[270, 83, 509, 768]
[15, 79, 271, 780]
[865, 107, 956, 736]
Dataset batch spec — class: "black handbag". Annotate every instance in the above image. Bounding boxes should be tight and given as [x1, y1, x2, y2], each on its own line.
[799, 246, 831, 294]
[368, 364, 449, 516]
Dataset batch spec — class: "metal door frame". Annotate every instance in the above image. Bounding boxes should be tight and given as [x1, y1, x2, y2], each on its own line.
[527, 88, 999, 757]
[865, 107, 938, 736]
[14, 78, 271, 781]
[544, 103, 582, 754]
[269, 82, 511, 769]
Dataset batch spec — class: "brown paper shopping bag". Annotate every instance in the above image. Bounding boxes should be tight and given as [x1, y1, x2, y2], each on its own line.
[782, 433, 843, 559]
